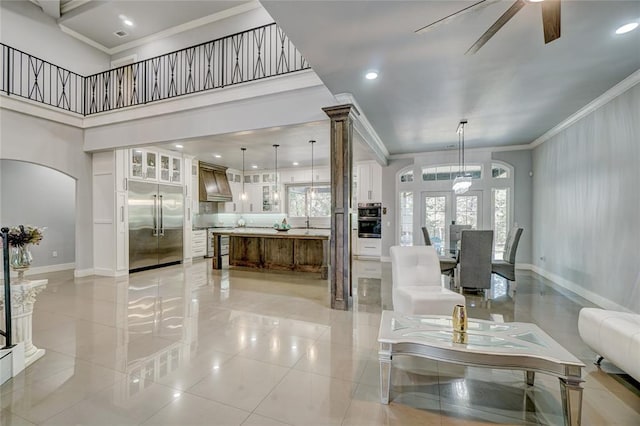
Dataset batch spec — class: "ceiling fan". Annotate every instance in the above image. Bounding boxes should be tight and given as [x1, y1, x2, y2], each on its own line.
[415, 0, 561, 54]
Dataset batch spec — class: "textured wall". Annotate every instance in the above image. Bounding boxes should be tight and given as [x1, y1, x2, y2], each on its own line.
[532, 83, 640, 313]
[1, 160, 76, 267]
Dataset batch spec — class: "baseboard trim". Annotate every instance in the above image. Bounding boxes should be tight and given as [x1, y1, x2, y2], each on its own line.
[93, 268, 119, 277]
[1, 263, 75, 282]
[528, 264, 631, 313]
[74, 268, 95, 278]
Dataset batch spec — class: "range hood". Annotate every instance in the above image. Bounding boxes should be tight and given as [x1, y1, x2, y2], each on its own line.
[199, 162, 232, 202]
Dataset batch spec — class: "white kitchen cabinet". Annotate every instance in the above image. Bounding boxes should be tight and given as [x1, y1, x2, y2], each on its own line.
[130, 149, 182, 185]
[192, 230, 207, 257]
[159, 153, 183, 184]
[357, 162, 381, 203]
[356, 237, 381, 258]
[224, 181, 243, 213]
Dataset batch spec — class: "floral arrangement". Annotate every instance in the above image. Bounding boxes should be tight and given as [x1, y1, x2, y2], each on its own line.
[6, 225, 45, 247]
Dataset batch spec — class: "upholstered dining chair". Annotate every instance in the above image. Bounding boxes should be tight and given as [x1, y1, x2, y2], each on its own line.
[421, 227, 432, 245]
[456, 230, 494, 291]
[390, 245, 465, 315]
[492, 226, 523, 282]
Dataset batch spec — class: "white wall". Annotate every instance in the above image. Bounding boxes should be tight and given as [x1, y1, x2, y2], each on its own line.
[111, 6, 273, 63]
[0, 160, 76, 267]
[532, 83, 640, 313]
[0, 1, 109, 75]
[0, 109, 93, 275]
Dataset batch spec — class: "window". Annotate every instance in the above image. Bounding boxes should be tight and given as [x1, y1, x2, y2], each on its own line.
[400, 170, 414, 183]
[422, 165, 482, 181]
[455, 195, 479, 228]
[424, 195, 447, 251]
[399, 191, 413, 246]
[287, 184, 331, 217]
[492, 188, 509, 259]
[492, 164, 509, 178]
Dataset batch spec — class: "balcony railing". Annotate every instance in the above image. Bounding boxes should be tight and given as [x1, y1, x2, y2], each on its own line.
[1, 23, 310, 116]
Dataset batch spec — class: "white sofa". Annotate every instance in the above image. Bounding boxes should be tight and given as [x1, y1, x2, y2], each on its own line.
[390, 245, 465, 316]
[578, 308, 640, 382]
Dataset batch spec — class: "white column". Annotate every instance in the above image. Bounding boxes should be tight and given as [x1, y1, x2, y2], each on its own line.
[0, 279, 47, 367]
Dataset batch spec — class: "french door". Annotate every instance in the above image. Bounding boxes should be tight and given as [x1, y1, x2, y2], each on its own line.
[421, 191, 483, 250]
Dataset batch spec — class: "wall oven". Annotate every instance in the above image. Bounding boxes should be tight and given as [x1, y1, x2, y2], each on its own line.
[358, 203, 382, 238]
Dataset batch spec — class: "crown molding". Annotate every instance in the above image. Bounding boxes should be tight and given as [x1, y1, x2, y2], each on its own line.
[58, 1, 262, 56]
[530, 69, 640, 148]
[334, 93, 389, 166]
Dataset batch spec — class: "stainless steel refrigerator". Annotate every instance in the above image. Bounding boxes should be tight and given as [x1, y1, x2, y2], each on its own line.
[128, 181, 184, 271]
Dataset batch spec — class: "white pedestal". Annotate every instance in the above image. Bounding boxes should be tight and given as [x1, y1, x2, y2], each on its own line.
[0, 279, 47, 367]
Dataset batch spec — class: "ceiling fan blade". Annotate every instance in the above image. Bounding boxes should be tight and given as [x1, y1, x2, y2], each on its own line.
[415, 0, 502, 34]
[541, 0, 561, 43]
[466, 0, 526, 55]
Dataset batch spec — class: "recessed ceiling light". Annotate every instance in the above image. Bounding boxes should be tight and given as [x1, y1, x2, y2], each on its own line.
[251, 165, 258, 169]
[528, 0, 544, 3]
[175, 144, 183, 148]
[616, 22, 639, 35]
[365, 71, 378, 80]
[214, 154, 221, 158]
[292, 162, 299, 166]
[123, 19, 134, 27]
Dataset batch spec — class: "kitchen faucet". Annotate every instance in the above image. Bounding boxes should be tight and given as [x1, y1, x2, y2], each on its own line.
[305, 217, 310, 229]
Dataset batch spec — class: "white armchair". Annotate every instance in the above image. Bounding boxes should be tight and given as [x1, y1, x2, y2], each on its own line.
[390, 245, 465, 316]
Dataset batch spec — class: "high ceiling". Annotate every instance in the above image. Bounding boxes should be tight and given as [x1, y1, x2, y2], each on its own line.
[262, 0, 640, 154]
[25, 0, 640, 157]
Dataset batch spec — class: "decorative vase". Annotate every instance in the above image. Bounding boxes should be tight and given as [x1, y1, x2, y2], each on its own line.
[10, 244, 32, 283]
[452, 304, 468, 333]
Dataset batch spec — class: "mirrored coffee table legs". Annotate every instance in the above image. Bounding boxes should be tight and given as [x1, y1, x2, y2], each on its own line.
[379, 342, 392, 404]
[560, 378, 583, 426]
[379, 347, 584, 426]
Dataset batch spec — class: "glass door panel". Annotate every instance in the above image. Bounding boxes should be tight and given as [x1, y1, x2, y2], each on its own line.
[421, 190, 483, 252]
[422, 192, 450, 252]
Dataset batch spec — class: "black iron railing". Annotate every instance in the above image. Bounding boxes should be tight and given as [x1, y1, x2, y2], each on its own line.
[1, 23, 310, 116]
[1, 44, 85, 114]
[1, 228, 13, 350]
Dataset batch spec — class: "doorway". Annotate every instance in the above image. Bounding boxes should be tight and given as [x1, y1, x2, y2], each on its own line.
[421, 190, 483, 251]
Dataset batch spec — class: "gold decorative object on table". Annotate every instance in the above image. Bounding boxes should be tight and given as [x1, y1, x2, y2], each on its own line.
[452, 304, 468, 343]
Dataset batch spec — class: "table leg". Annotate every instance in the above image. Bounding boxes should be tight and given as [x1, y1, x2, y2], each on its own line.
[379, 344, 392, 404]
[525, 371, 535, 386]
[559, 378, 583, 426]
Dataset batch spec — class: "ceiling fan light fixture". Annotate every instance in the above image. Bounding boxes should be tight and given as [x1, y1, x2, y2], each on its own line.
[615, 22, 639, 35]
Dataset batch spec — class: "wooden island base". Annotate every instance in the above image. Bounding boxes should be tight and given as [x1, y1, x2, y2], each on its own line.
[214, 230, 329, 278]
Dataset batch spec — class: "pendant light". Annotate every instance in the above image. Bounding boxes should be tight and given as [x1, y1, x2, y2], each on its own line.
[452, 120, 471, 194]
[273, 144, 279, 203]
[309, 140, 316, 199]
[240, 147, 247, 201]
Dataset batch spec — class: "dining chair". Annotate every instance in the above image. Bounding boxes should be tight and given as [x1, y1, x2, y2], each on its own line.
[421, 227, 432, 245]
[492, 226, 523, 282]
[456, 230, 494, 291]
[449, 224, 471, 254]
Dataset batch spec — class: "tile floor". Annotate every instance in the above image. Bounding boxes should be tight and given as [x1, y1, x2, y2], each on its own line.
[1, 259, 639, 425]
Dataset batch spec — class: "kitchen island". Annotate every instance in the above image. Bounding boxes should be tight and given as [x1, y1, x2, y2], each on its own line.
[210, 228, 330, 278]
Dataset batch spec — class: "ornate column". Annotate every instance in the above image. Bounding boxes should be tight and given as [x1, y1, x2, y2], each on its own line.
[0, 279, 47, 367]
[322, 104, 356, 310]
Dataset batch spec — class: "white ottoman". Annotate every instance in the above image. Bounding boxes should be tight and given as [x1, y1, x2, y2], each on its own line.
[393, 286, 466, 316]
[578, 308, 640, 382]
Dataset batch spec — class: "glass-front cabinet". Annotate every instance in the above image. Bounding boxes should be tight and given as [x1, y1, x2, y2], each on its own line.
[130, 149, 181, 185]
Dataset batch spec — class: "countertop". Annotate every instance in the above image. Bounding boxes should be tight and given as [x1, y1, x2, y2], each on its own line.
[209, 227, 330, 239]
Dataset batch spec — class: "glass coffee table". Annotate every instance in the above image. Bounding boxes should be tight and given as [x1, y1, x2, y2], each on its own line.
[378, 310, 585, 426]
